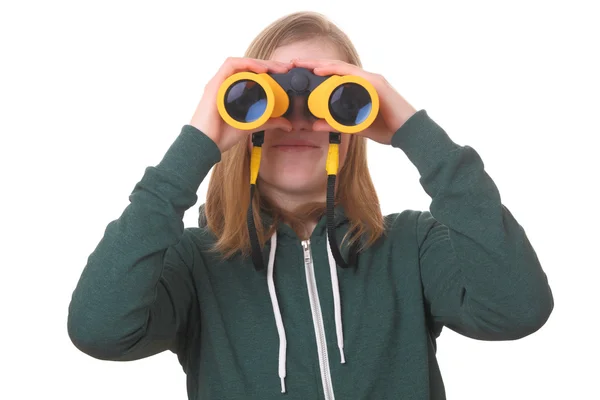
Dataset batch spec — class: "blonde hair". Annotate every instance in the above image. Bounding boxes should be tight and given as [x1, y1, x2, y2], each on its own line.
[203, 11, 385, 259]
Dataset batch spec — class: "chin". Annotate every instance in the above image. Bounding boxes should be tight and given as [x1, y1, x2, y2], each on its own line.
[261, 173, 327, 194]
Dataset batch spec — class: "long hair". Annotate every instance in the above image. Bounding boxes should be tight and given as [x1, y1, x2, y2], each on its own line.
[204, 11, 385, 259]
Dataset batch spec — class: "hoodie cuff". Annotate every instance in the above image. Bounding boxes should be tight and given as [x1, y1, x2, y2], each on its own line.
[156, 124, 222, 192]
[390, 109, 463, 176]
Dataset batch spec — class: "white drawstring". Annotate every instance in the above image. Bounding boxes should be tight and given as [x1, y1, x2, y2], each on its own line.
[326, 234, 346, 364]
[266, 230, 347, 396]
[266, 232, 287, 393]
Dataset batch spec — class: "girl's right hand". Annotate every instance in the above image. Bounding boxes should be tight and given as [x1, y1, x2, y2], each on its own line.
[189, 57, 293, 153]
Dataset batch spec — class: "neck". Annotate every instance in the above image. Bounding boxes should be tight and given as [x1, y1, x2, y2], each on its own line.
[258, 181, 326, 239]
[258, 181, 325, 213]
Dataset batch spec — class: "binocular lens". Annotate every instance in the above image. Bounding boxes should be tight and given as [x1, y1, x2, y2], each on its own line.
[328, 83, 372, 126]
[223, 79, 268, 123]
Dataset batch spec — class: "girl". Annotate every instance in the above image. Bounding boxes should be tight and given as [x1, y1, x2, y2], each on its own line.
[68, 11, 553, 400]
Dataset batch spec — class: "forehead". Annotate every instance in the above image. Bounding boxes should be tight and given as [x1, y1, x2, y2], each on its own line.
[269, 39, 345, 62]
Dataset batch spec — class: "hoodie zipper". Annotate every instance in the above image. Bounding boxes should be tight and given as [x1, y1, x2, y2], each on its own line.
[302, 239, 335, 400]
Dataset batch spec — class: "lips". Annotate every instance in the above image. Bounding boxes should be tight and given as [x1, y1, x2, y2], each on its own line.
[271, 140, 320, 153]
[272, 139, 319, 148]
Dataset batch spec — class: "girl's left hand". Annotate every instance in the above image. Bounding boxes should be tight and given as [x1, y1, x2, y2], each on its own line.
[292, 59, 418, 145]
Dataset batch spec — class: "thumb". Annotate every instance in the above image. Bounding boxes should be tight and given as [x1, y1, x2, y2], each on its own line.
[260, 117, 292, 132]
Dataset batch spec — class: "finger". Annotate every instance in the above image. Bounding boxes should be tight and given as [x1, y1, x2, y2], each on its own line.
[313, 64, 361, 77]
[292, 58, 341, 69]
[217, 58, 289, 78]
[210, 60, 267, 87]
[262, 59, 293, 72]
[293, 58, 364, 78]
[222, 57, 268, 74]
[253, 59, 292, 74]
[209, 59, 286, 90]
[238, 58, 291, 73]
[215, 58, 291, 80]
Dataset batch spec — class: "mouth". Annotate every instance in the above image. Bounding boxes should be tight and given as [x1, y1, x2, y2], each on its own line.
[272, 139, 320, 152]
[272, 145, 320, 152]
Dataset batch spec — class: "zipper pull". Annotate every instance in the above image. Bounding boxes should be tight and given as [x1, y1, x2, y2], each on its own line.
[302, 240, 311, 264]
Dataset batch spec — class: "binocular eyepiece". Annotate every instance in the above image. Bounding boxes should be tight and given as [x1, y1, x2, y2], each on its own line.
[217, 67, 379, 133]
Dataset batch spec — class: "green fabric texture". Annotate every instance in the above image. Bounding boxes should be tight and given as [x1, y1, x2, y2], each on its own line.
[68, 109, 553, 399]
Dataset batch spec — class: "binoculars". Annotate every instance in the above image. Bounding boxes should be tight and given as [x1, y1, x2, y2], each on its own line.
[217, 67, 379, 133]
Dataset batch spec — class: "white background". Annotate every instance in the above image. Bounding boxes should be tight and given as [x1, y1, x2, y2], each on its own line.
[1, 0, 598, 399]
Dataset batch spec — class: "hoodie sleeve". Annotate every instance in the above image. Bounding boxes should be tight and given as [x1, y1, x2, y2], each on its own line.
[67, 124, 221, 361]
[391, 110, 553, 340]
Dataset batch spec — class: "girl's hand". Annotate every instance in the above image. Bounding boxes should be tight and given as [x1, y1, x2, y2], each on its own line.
[190, 57, 294, 153]
[292, 59, 418, 145]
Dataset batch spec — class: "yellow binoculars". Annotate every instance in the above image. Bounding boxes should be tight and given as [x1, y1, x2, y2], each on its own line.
[217, 67, 379, 133]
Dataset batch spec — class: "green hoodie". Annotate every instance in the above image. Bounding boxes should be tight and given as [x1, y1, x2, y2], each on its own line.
[67, 109, 553, 399]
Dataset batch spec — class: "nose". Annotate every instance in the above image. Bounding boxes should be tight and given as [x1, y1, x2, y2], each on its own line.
[286, 96, 314, 131]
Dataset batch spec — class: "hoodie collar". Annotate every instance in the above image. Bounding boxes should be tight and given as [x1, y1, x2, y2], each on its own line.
[259, 204, 350, 240]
